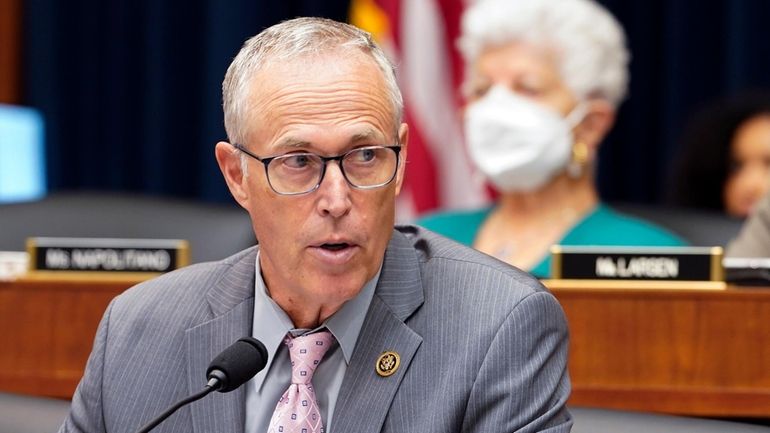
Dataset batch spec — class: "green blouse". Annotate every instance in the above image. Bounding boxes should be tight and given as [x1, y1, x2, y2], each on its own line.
[417, 204, 687, 278]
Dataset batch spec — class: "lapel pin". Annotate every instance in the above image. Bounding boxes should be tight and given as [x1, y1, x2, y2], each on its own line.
[375, 351, 400, 377]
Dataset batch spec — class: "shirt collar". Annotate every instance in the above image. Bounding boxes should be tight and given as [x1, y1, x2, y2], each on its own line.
[250, 249, 380, 389]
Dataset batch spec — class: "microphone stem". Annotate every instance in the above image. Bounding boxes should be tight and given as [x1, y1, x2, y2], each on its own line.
[134, 385, 215, 433]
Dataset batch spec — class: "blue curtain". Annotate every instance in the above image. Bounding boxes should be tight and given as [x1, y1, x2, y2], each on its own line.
[22, 0, 770, 204]
[22, 0, 351, 202]
[597, 0, 770, 203]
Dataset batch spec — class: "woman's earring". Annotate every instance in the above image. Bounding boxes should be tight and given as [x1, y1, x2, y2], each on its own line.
[568, 141, 589, 178]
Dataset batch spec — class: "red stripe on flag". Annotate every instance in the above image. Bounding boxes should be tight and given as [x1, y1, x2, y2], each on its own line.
[374, 0, 401, 50]
[436, 0, 466, 103]
[403, 107, 439, 213]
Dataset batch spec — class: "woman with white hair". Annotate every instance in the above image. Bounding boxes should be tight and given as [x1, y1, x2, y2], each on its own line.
[418, 0, 685, 278]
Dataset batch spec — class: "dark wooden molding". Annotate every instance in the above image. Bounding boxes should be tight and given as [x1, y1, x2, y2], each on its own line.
[0, 0, 21, 104]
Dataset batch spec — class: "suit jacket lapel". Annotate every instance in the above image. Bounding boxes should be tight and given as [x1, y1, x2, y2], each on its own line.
[332, 229, 424, 433]
[185, 248, 258, 433]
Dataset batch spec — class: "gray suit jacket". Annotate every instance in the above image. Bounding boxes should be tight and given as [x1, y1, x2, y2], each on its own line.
[61, 226, 572, 433]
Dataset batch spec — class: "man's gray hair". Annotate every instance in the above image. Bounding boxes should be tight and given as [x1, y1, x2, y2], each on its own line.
[222, 17, 404, 145]
[459, 0, 629, 107]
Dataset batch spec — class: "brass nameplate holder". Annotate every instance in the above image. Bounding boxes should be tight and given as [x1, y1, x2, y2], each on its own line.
[27, 237, 190, 278]
[550, 245, 724, 282]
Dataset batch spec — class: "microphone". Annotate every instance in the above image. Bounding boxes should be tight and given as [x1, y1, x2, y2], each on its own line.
[135, 337, 268, 433]
[206, 337, 269, 392]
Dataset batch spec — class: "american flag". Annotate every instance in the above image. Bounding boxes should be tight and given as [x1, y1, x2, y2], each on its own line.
[350, 0, 490, 222]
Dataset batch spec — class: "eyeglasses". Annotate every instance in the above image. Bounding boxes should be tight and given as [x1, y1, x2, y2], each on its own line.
[232, 143, 402, 196]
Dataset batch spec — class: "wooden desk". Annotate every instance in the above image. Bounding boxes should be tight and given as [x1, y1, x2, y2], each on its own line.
[545, 280, 770, 418]
[2, 275, 770, 418]
[0, 275, 143, 398]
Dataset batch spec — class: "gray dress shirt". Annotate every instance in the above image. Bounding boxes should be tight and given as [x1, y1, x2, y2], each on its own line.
[245, 252, 379, 433]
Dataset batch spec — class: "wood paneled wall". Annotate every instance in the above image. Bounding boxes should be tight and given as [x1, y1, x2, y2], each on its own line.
[0, 0, 21, 103]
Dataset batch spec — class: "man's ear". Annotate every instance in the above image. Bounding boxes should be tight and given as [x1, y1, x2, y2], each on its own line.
[215, 141, 249, 207]
[574, 99, 616, 162]
[394, 123, 409, 196]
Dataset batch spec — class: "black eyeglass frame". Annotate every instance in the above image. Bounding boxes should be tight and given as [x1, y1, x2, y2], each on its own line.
[232, 143, 402, 196]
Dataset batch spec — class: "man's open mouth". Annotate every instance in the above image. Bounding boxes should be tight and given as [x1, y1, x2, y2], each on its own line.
[320, 243, 350, 251]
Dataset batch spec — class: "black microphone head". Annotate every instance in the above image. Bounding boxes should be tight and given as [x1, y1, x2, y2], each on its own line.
[206, 337, 268, 393]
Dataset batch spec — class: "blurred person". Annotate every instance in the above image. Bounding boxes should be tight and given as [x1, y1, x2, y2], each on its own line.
[668, 92, 770, 219]
[727, 188, 770, 257]
[418, 0, 684, 278]
[60, 17, 572, 433]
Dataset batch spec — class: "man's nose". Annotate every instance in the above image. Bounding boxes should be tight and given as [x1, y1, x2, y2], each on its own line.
[316, 162, 352, 218]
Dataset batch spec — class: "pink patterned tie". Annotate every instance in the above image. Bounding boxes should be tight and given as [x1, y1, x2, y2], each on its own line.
[268, 330, 334, 433]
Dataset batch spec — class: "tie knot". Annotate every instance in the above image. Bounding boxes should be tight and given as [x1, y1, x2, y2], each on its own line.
[285, 330, 334, 384]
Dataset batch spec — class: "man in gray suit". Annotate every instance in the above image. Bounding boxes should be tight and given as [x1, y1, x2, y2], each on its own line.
[60, 17, 572, 433]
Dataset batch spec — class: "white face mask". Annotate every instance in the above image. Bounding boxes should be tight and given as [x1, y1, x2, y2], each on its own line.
[465, 85, 587, 192]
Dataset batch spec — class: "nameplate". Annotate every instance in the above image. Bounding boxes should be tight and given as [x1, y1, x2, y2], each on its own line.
[27, 237, 190, 274]
[550, 246, 723, 281]
[723, 257, 770, 286]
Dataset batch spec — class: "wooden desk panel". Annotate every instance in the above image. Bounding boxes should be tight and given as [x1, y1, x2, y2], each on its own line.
[3, 276, 770, 418]
[546, 280, 770, 417]
[0, 277, 140, 398]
